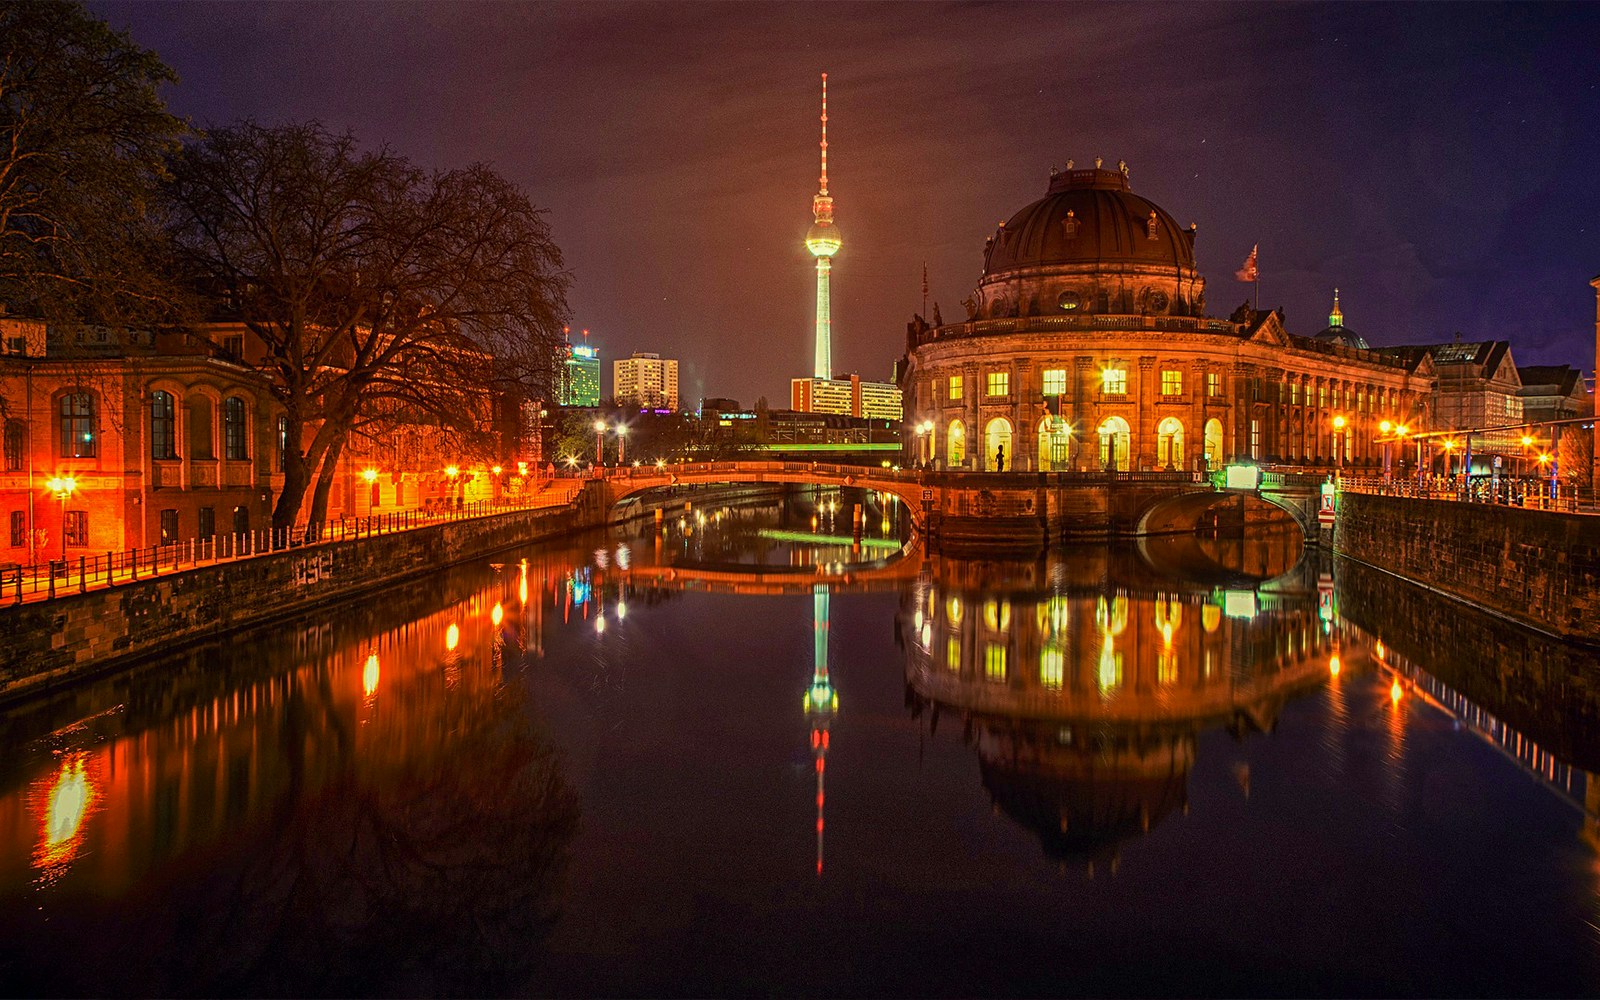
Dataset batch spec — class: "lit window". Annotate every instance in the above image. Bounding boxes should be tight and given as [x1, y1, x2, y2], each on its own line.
[1042, 368, 1067, 396]
[948, 375, 963, 401]
[946, 636, 961, 672]
[1102, 368, 1127, 395]
[64, 511, 87, 547]
[1161, 370, 1182, 396]
[1040, 644, 1064, 689]
[1207, 372, 1223, 397]
[986, 372, 1010, 397]
[984, 642, 1007, 681]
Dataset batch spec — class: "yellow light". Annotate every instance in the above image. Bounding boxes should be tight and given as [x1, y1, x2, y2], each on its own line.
[1329, 654, 1341, 677]
[445, 465, 459, 479]
[361, 467, 378, 483]
[518, 578, 528, 604]
[39, 756, 94, 871]
[1396, 424, 1409, 436]
[491, 602, 504, 627]
[1521, 435, 1534, 447]
[655, 459, 666, 469]
[1101, 368, 1116, 386]
[1538, 452, 1553, 465]
[1161, 622, 1173, 645]
[46, 475, 76, 496]
[593, 419, 607, 432]
[1379, 420, 1392, 434]
[446, 623, 460, 651]
[1332, 415, 1346, 430]
[1443, 440, 1455, 451]
[617, 601, 628, 620]
[517, 462, 529, 476]
[492, 465, 503, 475]
[595, 615, 606, 634]
[615, 424, 627, 437]
[363, 652, 380, 697]
[1390, 678, 1403, 704]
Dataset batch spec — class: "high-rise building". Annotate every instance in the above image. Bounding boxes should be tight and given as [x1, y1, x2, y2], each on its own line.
[560, 343, 601, 407]
[614, 352, 679, 410]
[804, 73, 840, 380]
[791, 373, 903, 420]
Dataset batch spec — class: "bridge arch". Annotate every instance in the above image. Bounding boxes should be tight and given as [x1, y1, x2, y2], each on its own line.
[1136, 489, 1311, 539]
[601, 461, 931, 527]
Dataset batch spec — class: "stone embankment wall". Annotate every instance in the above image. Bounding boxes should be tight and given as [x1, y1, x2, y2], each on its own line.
[0, 493, 605, 704]
[1336, 493, 1600, 640]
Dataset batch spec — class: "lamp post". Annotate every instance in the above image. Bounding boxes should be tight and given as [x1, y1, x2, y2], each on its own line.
[615, 424, 627, 466]
[1379, 420, 1393, 480]
[46, 476, 76, 562]
[444, 465, 459, 509]
[1331, 415, 1346, 480]
[593, 419, 606, 468]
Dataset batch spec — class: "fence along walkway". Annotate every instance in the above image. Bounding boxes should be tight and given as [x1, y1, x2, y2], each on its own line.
[1338, 475, 1593, 514]
[2, 481, 584, 606]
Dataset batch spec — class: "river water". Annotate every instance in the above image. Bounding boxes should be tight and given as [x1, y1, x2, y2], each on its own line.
[2, 488, 1598, 997]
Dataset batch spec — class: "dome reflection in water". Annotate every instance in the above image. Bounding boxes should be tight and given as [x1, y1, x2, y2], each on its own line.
[901, 528, 1331, 871]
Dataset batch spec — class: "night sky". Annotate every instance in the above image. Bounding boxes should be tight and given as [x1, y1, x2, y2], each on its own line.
[93, 1, 1600, 407]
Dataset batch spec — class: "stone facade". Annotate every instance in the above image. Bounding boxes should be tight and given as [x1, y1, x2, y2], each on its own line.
[1335, 492, 1600, 639]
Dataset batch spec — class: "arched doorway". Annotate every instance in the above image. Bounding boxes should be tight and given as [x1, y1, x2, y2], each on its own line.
[1157, 417, 1184, 470]
[1204, 418, 1224, 469]
[1037, 416, 1071, 471]
[1098, 416, 1130, 472]
[984, 417, 1013, 472]
[946, 419, 966, 468]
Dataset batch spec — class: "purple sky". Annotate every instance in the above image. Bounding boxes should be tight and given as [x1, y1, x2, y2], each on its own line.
[95, 1, 1600, 406]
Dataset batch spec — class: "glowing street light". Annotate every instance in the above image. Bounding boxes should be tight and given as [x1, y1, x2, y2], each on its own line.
[45, 476, 76, 560]
[361, 467, 379, 484]
[1331, 415, 1347, 475]
[615, 424, 628, 465]
[594, 419, 606, 466]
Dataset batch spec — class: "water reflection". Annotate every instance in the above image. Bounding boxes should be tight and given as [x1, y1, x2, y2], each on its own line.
[3, 491, 1600, 994]
[900, 543, 1344, 869]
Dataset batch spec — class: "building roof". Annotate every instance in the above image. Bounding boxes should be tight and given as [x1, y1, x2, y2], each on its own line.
[1376, 340, 1511, 379]
[981, 166, 1195, 277]
[1515, 364, 1584, 396]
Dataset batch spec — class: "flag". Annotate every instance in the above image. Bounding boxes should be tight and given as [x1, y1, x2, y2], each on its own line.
[1235, 244, 1258, 283]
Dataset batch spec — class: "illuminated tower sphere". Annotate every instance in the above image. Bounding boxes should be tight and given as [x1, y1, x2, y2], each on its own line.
[804, 73, 841, 380]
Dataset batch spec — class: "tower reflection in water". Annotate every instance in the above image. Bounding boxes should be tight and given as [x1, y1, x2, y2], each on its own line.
[900, 540, 1345, 872]
[804, 585, 838, 877]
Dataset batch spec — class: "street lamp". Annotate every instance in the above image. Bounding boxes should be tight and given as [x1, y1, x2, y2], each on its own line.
[445, 465, 459, 508]
[1379, 420, 1393, 479]
[593, 419, 606, 467]
[615, 424, 628, 466]
[46, 476, 76, 561]
[1331, 415, 1346, 477]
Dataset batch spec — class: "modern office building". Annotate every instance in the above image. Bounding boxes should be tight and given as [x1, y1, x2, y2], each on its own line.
[790, 374, 903, 420]
[614, 352, 679, 410]
[560, 343, 601, 407]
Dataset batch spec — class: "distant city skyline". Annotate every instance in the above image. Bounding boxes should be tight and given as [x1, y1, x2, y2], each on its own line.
[92, 1, 1600, 403]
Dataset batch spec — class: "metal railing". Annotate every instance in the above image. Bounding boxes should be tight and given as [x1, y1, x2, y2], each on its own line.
[2, 485, 585, 606]
[1339, 474, 1591, 513]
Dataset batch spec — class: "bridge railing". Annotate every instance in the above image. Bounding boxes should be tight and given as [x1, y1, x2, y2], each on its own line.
[1339, 474, 1590, 513]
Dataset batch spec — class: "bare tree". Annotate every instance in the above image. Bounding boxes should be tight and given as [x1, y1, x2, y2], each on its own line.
[164, 121, 570, 531]
[0, 1, 187, 328]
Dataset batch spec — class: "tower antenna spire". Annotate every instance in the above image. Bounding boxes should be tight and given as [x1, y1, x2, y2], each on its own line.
[819, 72, 829, 196]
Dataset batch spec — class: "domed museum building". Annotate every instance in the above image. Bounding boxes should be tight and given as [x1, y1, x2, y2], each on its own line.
[900, 162, 1435, 473]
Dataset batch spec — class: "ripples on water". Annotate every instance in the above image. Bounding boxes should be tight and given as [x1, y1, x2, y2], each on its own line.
[1, 487, 1598, 996]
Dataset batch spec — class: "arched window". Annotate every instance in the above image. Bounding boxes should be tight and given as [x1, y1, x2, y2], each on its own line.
[1204, 418, 1224, 469]
[984, 417, 1013, 472]
[946, 419, 966, 468]
[150, 390, 176, 459]
[1157, 417, 1184, 469]
[188, 396, 213, 459]
[1097, 416, 1130, 472]
[59, 393, 95, 458]
[1037, 416, 1070, 471]
[223, 397, 249, 460]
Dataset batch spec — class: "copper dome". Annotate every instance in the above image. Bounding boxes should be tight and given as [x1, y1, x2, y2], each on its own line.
[983, 168, 1195, 276]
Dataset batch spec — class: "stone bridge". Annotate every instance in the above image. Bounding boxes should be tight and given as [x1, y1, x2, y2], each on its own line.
[581, 461, 1327, 550]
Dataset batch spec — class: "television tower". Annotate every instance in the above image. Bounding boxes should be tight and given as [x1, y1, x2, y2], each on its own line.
[802, 584, 838, 876]
[804, 73, 841, 380]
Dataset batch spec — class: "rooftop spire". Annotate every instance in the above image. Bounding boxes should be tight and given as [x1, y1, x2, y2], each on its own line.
[1329, 288, 1343, 328]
